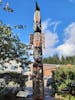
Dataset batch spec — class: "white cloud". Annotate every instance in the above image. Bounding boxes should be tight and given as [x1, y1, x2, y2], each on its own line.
[44, 30, 58, 48]
[57, 22, 75, 57]
[49, 21, 61, 32]
[64, 23, 75, 44]
[42, 19, 61, 32]
[42, 19, 75, 58]
[42, 19, 59, 57]
[42, 19, 51, 32]
[57, 43, 75, 57]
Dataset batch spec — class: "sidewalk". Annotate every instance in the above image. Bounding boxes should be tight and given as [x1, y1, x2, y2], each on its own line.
[26, 80, 56, 100]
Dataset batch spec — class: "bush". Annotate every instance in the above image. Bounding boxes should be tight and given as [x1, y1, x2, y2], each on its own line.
[51, 66, 75, 96]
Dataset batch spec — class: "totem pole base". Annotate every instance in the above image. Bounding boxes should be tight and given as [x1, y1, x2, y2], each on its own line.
[33, 96, 44, 100]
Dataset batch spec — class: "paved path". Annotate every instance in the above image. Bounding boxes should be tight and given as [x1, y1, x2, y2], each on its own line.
[26, 87, 55, 100]
[26, 80, 56, 100]
[44, 88, 55, 100]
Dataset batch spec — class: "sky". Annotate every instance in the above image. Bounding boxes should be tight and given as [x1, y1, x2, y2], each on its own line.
[0, 0, 75, 58]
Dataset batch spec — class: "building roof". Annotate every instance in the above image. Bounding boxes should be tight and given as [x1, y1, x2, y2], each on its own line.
[43, 64, 57, 70]
[29, 63, 57, 71]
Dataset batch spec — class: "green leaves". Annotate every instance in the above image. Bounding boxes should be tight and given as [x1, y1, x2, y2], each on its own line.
[0, 22, 31, 94]
[0, 22, 31, 68]
[52, 66, 75, 94]
[43, 55, 75, 65]
[0, 25, 12, 36]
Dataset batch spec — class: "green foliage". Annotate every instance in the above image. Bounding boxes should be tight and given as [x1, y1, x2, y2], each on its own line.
[51, 66, 75, 95]
[43, 55, 75, 64]
[43, 54, 60, 64]
[0, 22, 31, 95]
[0, 24, 12, 36]
[0, 22, 30, 67]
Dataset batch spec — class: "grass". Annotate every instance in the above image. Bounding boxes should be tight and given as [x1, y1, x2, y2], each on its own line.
[55, 94, 75, 100]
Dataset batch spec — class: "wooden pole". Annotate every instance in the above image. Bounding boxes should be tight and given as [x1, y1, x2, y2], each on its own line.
[30, 2, 44, 99]
[33, 47, 44, 100]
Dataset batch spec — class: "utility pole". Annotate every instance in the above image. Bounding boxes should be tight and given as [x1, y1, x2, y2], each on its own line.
[30, 2, 45, 100]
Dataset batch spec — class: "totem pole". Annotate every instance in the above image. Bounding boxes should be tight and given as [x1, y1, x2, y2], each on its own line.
[30, 2, 45, 100]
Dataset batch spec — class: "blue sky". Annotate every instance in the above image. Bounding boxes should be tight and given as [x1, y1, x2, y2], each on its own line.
[0, 0, 75, 57]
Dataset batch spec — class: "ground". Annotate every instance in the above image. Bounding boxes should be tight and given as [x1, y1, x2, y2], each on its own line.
[26, 80, 55, 100]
